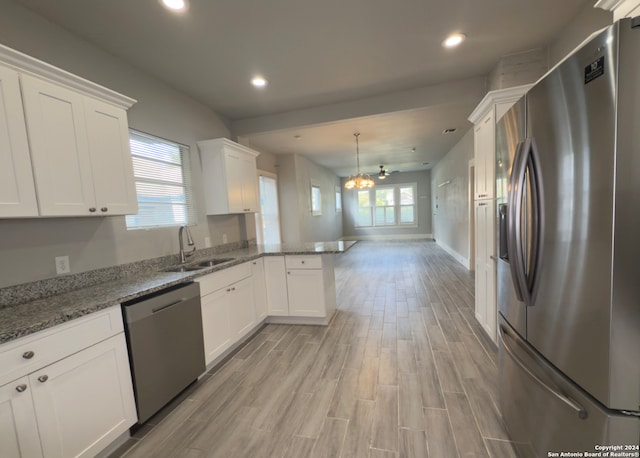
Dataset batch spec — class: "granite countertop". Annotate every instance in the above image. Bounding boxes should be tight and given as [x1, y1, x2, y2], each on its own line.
[0, 241, 356, 345]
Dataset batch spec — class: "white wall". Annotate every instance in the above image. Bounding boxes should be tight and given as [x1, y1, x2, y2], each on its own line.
[277, 154, 343, 243]
[342, 171, 432, 240]
[431, 129, 474, 265]
[0, 2, 247, 287]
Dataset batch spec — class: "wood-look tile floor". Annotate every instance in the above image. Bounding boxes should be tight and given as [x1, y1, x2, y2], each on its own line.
[114, 241, 524, 458]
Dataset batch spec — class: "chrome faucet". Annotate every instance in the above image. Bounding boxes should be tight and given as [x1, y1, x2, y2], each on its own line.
[178, 225, 196, 263]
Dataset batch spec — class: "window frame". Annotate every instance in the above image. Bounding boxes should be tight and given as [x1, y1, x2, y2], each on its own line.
[125, 129, 196, 230]
[354, 182, 417, 228]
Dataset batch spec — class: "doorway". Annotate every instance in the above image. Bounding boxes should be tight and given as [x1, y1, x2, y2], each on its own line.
[256, 170, 281, 245]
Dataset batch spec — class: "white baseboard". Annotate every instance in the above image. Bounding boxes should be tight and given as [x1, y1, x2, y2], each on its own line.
[340, 233, 433, 241]
[434, 239, 469, 269]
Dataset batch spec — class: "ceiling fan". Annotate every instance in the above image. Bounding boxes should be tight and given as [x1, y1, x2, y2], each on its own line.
[377, 165, 397, 180]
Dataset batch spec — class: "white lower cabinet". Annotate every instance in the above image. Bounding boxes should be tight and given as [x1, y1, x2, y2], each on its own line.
[0, 307, 136, 458]
[475, 199, 497, 342]
[200, 287, 233, 365]
[263, 256, 289, 316]
[197, 262, 257, 366]
[228, 276, 255, 339]
[251, 259, 268, 321]
[0, 377, 43, 458]
[286, 269, 326, 317]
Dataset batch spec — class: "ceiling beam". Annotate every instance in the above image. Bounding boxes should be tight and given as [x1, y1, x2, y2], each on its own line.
[231, 76, 486, 137]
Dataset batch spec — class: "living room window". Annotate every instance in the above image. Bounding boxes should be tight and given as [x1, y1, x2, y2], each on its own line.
[355, 183, 416, 228]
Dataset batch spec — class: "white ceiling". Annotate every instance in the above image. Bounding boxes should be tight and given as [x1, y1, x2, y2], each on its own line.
[15, 0, 594, 175]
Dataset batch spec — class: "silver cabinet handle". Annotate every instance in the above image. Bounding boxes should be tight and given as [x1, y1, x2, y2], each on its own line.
[89, 207, 96, 213]
[301, 260, 305, 264]
[16, 384, 27, 392]
[231, 287, 236, 291]
[490, 255, 497, 261]
[37, 375, 48, 383]
[22, 351, 35, 359]
[226, 288, 231, 292]
[101, 207, 108, 212]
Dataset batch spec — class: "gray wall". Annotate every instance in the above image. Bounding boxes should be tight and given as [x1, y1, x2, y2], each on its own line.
[431, 130, 474, 266]
[342, 171, 432, 239]
[548, 3, 612, 68]
[0, 2, 248, 287]
[277, 154, 343, 243]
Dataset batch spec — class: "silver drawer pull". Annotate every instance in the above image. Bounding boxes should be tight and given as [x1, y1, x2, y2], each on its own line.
[101, 207, 108, 212]
[89, 207, 96, 212]
[301, 260, 305, 264]
[16, 384, 27, 392]
[22, 351, 35, 359]
[37, 375, 49, 383]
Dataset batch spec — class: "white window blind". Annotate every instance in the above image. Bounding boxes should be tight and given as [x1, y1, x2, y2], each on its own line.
[125, 130, 196, 230]
[355, 183, 416, 228]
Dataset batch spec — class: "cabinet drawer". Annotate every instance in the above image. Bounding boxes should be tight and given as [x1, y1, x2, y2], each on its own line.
[196, 262, 252, 296]
[285, 255, 322, 270]
[0, 306, 124, 387]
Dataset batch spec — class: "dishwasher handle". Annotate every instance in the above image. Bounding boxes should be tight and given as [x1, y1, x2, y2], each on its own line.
[122, 282, 200, 324]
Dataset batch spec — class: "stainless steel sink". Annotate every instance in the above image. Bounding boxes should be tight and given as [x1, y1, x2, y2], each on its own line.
[194, 257, 235, 267]
[163, 265, 205, 273]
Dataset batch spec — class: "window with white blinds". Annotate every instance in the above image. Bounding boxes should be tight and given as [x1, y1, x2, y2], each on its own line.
[125, 130, 196, 230]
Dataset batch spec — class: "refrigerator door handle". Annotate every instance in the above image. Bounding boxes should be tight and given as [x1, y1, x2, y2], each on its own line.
[526, 138, 545, 304]
[499, 324, 588, 420]
[507, 140, 529, 303]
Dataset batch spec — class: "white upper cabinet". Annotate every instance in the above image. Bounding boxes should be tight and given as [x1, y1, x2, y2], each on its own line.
[198, 138, 260, 215]
[84, 97, 137, 215]
[0, 43, 137, 218]
[0, 64, 38, 217]
[473, 110, 495, 200]
[595, 0, 640, 20]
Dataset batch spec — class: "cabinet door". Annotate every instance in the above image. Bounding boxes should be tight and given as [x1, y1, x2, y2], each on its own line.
[240, 153, 258, 212]
[251, 258, 268, 321]
[224, 150, 244, 213]
[201, 288, 232, 365]
[84, 97, 137, 215]
[0, 377, 43, 458]
[229, 277, 256, 339]
[21, 74, 96, 216]
[474, 110, 495, 200]
[264, 256, 289, 316]
[29, 334, 136, 458]
[475, 200, 496, 341]
[0, 65, 38, 217]
[287, 269, 326, 317]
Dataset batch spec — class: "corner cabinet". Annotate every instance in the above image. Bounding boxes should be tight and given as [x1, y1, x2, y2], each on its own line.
[468, 84, 531, 343]
[0, 44, 137, 218]
[197, 138, 260, 215]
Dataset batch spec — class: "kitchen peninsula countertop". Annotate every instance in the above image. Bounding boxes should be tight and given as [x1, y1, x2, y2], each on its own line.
[0, 241, 356, 345]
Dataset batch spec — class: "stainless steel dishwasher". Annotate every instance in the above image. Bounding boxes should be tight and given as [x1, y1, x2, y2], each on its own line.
[122, 282, 205, 424]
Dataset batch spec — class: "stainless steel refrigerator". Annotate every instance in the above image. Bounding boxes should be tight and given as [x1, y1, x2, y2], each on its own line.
[496, 18, 640, 455]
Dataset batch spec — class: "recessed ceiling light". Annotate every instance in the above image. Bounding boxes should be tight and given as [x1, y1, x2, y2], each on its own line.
[251, 77, 268, 88]
[160, 0, 188, 12]
[442, 33, 466, 48]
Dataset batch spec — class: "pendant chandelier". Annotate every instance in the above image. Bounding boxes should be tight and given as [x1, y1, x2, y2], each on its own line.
[344, 132, 375, 190]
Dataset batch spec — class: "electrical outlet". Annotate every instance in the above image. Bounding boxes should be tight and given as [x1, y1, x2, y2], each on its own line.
[222, 233, 228, 244]
[55, 256, 70, 275]
[204, 236, 211, 248]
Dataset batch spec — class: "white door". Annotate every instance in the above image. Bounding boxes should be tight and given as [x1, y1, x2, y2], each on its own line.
[0, 377, 43, 458]
[287, 269, 325, 317]
[84, 97, 137, 215]
[0, 65, 38, 217]
[30, 334, 136, 458]
[201, 288, 233, 364]
[256, 172, 281, 245]
[21, 74, 96, 216]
